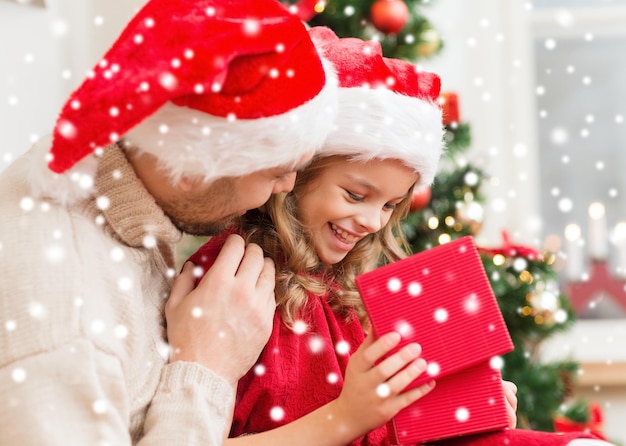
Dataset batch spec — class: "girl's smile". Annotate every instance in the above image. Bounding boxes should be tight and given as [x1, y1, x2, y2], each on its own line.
[329, 222, 362, 246]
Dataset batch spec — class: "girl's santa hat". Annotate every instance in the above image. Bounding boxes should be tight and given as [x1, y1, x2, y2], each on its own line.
[48, 0, 337, 183]
[309, 27, 444, 189]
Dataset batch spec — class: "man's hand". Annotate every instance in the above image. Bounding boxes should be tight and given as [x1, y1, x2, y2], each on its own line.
[165, 234, 276, 388]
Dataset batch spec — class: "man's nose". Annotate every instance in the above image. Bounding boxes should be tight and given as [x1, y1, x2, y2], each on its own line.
[272, 172, 297, 194]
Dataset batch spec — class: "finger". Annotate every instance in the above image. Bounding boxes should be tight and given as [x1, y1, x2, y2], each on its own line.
[502, 381, 518, 408]
[234, 243, 265, 280]
[384, 357, 427, 393]
[375, 343, 422, 379]
[167, 262, 196, 308]
[207, 234, 246, 278]
[502, 380, 517, 394]
[356, 331, 401, 368]
[507, 404, 517, 428]
[505, 388, 517, 408]
[265, 290, 277, 316]
[260, 260, 277, 317]
[394, 380, 436, 407]
[256, 257, 276, 295]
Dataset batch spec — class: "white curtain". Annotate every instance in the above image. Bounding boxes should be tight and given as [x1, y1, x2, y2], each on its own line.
[425, 0, 542, 246]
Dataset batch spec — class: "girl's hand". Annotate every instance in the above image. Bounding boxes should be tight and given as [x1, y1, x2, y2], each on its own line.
[332, 331, 435, 438]
[502, 380, 518, 428]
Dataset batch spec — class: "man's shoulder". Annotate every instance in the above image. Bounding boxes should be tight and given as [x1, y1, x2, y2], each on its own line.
[1, 137, 98, 206]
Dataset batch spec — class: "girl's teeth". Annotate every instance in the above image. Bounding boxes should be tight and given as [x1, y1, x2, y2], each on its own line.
[331, 223, 357, 243]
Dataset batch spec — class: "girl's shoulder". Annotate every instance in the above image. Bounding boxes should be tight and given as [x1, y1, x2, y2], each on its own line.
[186, 226, 240, 271]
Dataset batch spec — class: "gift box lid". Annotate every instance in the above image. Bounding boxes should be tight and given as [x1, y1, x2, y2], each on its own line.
[355, 236, 513, 387]
[388, 361, 509, 444]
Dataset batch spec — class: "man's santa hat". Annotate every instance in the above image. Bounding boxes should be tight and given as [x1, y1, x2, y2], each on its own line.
[309, 27, 443, 189]
[48, 0, 337, 183]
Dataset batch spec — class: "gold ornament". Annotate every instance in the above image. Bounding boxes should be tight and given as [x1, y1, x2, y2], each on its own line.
[416, 27, 441, 58]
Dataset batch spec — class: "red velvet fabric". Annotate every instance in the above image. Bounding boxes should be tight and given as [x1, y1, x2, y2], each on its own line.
[188, 231, 386, 445]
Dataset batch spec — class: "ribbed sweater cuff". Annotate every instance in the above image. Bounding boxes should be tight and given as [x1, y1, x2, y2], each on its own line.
[160, 361, 235, 416]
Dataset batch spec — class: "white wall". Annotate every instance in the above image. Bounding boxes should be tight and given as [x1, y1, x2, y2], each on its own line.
[0, 2, 60, 170]
[0, 0, 145, 172]
[422, 0, 542, 248]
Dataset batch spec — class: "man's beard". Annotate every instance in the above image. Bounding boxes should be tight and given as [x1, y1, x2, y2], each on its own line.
[173, 215, 236, 237]
[158, 175, 242, 236]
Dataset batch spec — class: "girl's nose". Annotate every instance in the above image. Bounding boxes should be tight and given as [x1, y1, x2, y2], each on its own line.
[355, 206, 383, 234]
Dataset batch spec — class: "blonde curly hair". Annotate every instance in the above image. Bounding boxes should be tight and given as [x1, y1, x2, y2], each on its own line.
[242, 155, 415, 328]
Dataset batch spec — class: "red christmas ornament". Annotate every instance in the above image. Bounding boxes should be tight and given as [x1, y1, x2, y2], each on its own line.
[410, 186, 431, 212]
[439, 91, 460, 126]
[289, 0, 325, 21]
[370, 0, 409, 35]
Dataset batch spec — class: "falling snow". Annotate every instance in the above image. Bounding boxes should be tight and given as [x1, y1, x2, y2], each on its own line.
[308, 336, 324, 354]
[407, 281, 422, 296]
[92, 399, 108, 414]
[327, 372, 339, 384]
[426, 362, 440, 377]
[434, 308, 448, 323]
[335, 340, 350, 355]
[489, 356, 504, 370]
[1, 2, 625, 442]
[12, 368, 27, 383]
[292, 320, 308, 335]
[395, 320, 413, 337]
[455, 407, 469, 422]
[269, 406, 285, 422]
[376, 383, 391, 398]
[387, 278, 402, 292]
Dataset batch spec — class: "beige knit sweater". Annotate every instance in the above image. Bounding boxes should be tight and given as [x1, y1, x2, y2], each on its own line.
[0, 139, 233, 445]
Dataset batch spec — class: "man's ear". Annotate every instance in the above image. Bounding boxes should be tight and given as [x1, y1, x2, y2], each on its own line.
[178, 176, 196, 192]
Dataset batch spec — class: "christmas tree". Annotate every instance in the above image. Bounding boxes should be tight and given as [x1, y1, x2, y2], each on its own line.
[405, 88, 579, 432]
[288, 0, 598, 433]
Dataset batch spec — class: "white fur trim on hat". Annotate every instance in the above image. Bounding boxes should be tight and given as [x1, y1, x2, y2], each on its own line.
[320, 87, 444, 188]
[22, 135, 97, 205]
[124, 61, 338, 183]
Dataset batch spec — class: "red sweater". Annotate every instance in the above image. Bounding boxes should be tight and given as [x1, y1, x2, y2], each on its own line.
[188, 230, 386, 445]
[187, 230, 606, 446]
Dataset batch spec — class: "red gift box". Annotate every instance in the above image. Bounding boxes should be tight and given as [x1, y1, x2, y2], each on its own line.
[355, 236, 514, 444]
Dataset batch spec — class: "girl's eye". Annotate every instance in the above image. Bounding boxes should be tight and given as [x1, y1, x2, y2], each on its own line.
[346, 190, 364, 201]
[384, 203, 397, 211]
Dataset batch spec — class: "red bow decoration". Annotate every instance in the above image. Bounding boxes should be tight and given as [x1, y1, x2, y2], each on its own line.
[479, 231, 541, 260]
[553, 402, 608, 441]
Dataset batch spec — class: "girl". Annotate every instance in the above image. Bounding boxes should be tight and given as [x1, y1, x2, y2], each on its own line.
[187, 29, 608, 446]
[188, 28, 443, 445]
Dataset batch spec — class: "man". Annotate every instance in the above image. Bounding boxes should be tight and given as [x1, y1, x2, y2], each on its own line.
[0, 0, 336, 444]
